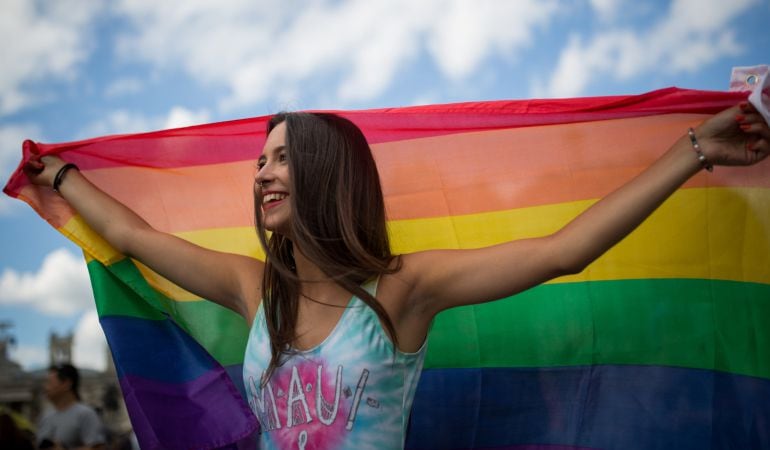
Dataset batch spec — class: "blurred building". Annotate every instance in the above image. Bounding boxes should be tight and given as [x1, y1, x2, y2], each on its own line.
[0, 323, 132, 443]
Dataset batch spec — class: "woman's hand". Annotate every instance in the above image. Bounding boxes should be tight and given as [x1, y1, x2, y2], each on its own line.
[696, 102, 769, 167]
[23, 154, 67, 188]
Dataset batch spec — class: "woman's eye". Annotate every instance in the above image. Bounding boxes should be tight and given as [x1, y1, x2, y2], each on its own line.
[279, 153, 287, 162]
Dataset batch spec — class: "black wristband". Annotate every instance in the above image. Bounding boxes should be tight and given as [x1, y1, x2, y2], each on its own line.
[52, 163, 79, 192]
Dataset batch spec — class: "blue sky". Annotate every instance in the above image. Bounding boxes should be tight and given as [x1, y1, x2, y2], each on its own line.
[1, 0, 769, 371]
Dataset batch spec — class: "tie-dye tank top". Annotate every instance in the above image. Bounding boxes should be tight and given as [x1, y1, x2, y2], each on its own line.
[242, 280, 427, 449]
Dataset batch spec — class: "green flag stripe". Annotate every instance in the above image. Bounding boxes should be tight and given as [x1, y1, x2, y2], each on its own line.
[87, 259, 249, 366]
[426, 278, 770, 380]
[88, 259, 770, 379]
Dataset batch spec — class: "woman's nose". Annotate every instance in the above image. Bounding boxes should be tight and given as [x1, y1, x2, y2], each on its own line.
[254, 175, 268, 191]
[255, 164, 273, 186]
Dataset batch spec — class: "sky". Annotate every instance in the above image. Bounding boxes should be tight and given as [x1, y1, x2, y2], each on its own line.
[1, 0, 769, 372]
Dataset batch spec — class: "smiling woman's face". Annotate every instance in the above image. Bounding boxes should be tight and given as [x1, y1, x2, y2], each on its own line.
[255, 122, 292, 235]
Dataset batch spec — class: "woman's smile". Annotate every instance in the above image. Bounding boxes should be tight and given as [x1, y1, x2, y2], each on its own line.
[262, 191, 289, 211]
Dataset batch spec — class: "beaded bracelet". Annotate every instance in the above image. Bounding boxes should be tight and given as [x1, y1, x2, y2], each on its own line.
[52, 163, 79, 192]
[687, 128, 713, 172]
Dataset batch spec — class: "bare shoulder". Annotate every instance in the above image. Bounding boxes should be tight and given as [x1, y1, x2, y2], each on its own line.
[377, 253, 433, 317]
[377, 254, 436, 351]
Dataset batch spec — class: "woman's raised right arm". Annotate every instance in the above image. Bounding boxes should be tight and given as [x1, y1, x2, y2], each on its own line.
[25, 155, 262, 321]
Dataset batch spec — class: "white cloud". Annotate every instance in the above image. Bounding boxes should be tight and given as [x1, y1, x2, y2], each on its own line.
[427, 1, 558, 80]
[104, 77, 144, 98]
[0, 0, 103, 115]
[589, 0, 624, 21]
[73, 309, 107, 371]
[6, 311, 107, 371]
[111, 0, 560, 109]
[333, 1, 422, 103]
[163, 106, 211, 129]
[9, 344, 48, 371]
[0, 248, 94, 316]
[0, 123, 43, 215]
[79, 106, 212, 139]
[409, 92, 441, 107]
[1, 123, 42, 181]
[78, 110, 156, 138]
[534, 0, 755, 98]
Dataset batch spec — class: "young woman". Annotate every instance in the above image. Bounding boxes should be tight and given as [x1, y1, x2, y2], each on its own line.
[25, 103, 769, 449]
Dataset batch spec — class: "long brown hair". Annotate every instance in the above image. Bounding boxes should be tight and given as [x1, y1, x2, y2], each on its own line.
[255, 112, 400, 383]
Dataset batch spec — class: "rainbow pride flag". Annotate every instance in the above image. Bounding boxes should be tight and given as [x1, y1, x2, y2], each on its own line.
[4, 88, 769, 449]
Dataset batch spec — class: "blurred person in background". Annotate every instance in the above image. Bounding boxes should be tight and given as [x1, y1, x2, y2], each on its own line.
[36, 364, 105, 450]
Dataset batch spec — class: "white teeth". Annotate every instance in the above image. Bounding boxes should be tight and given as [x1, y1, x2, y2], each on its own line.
[262, 193, 288, 205]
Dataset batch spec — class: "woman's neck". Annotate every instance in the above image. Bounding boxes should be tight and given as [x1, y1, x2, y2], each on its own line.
[293, 247, 351, 307]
